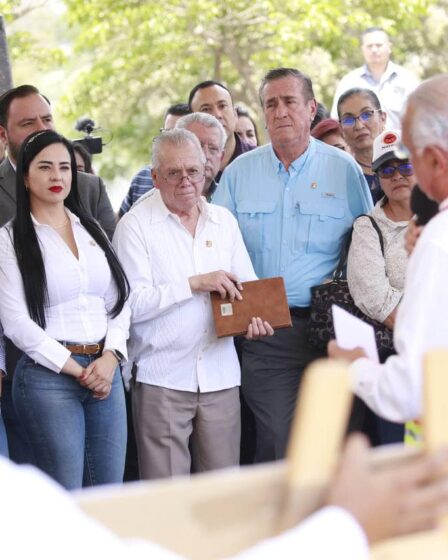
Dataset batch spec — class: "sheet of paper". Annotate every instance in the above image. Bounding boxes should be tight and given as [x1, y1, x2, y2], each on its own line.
[332, 304, 379, 363]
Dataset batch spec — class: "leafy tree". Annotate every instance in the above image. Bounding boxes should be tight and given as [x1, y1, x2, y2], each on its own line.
[6, 0, 448, 182]
[61, 0, 433, 179]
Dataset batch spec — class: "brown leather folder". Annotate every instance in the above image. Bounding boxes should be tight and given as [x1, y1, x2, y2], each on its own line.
[210, 277, 292, 338]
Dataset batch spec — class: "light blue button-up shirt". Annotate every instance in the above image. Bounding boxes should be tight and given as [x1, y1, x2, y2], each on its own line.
[213, 138, 373, 307]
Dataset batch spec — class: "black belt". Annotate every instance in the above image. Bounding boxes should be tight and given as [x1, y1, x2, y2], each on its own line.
[289, 307, 310, 318]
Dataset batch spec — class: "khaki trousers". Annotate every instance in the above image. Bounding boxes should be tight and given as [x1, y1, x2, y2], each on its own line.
[132, 383, 240, 480]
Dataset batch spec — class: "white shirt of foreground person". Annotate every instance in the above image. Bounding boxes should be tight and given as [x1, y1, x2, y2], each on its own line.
[0, 456, 369, 560]
[352, 199, 448, 422]
[0, 210, 129, 370]
[113, 189, 256, 391]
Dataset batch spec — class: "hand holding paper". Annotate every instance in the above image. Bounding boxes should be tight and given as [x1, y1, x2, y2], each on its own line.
[329, 305, 379, 363]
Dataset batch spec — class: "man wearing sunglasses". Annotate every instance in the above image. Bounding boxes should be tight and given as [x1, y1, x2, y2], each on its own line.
[331, 27, 419, 129]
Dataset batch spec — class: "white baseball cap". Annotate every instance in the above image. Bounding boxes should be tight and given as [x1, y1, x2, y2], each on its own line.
[372, 129, 404, 172]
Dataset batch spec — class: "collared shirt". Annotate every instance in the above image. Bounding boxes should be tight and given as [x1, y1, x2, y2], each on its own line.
[0, 210, 129, 373]
[213, 139, 373, 307]
[331, 61, 419, 129]
[215, 133, 254, 183]
[119, 166, 154, 217]
[113, 190, 256, 393]
[352, 200, 448, 422]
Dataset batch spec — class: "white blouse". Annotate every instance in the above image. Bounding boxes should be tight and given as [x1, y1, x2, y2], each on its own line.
[0, 210, 129, 373]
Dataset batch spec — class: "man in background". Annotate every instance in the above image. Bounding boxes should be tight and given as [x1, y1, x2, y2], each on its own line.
[175, 112, 225, 200]
[331, 27, 419, 129]
[188, 80, 254, 181]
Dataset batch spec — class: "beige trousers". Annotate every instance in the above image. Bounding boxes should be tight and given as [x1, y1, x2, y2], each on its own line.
[132, 383, 241, 480]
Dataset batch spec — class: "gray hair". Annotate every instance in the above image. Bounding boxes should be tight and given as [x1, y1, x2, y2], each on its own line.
[152, 128, 206, 169]
[175, 112, 226, 151]
[259, 67, 314, 106]
[406, 74, 448, 151]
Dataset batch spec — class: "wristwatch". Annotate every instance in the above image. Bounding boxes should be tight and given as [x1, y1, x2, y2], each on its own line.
[107, 349, 125, 364]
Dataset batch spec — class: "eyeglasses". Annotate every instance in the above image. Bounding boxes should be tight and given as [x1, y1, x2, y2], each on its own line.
[377, 162, 414, 179]
[200, 142, 221, 156]
[340, 110, 380, 127]
[161, 168, 205, 185]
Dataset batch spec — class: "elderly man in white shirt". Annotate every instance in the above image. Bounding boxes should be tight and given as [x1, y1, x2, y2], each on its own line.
[328, 74, 448, 423]
[113, 129, 272, 480]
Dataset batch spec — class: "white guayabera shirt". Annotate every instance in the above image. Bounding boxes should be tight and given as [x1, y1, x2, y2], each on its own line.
[113, 191, 257, 393]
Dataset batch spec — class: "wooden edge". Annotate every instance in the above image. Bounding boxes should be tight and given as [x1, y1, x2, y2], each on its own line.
[77, 445, 428, 559]
[423, 350, 448, 452]
[286, 358, 353, 487]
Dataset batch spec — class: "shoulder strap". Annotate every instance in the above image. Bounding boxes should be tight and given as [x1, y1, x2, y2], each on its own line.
[334, 213, 384, 278]
[356, 214, 385, 255]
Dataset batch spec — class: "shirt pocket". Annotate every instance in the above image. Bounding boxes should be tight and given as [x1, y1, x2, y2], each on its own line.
[235, 199, 277, 255]
[295, 197, 345, 254]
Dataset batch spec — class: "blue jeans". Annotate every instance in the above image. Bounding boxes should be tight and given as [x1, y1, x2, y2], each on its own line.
[13, 353, 127, 490]
[0, 402, 8, 458]
[1, 377, 35, 464]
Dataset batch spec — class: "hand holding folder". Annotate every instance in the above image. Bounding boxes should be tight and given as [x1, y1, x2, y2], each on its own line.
[210, 277, 292, 338]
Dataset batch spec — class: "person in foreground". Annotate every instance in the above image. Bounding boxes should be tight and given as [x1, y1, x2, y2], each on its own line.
[328, 74, 448, 423]
[2, 433, 448, 559]
[0, 130, 130, 489]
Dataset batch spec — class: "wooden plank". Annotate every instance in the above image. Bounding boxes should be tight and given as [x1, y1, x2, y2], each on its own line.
[423, 350, 448, 452]
[77, 353, 448, 559]
[277, 358, 352, 532]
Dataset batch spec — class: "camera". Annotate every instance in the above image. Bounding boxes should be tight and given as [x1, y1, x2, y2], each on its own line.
[74, 117, 103, 154]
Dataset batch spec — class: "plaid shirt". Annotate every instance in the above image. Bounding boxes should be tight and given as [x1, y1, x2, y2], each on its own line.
[119, 166, 153, 217]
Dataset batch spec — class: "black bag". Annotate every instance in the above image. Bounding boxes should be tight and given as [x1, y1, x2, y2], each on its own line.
[308, 215, 395, 362]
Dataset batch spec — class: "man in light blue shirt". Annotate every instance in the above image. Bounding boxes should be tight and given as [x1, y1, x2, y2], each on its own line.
[214, 67, 373, 463]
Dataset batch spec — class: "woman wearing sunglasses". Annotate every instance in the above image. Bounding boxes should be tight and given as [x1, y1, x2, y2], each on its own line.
[347, 129, 415, 445]
[337, 88, 387, 202]
[0, 130, 130, 489]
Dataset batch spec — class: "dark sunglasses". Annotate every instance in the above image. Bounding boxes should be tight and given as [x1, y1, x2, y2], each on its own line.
[378, 162, 414, 179]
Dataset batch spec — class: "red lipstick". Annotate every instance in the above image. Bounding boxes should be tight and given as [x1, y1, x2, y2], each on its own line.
[49, 186, 63, 193]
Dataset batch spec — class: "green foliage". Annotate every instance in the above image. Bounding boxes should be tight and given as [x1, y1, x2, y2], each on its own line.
[59, 0, 434, 180]
[6, 0, 447, 182]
